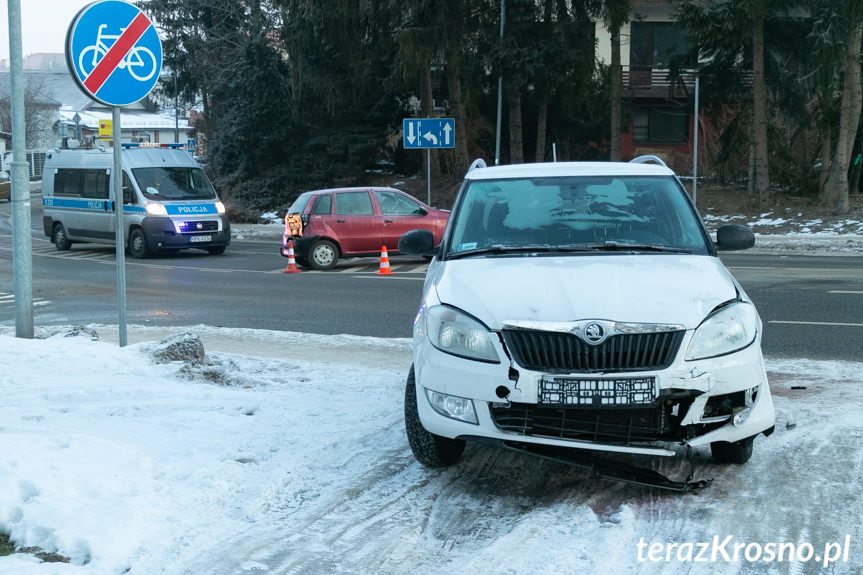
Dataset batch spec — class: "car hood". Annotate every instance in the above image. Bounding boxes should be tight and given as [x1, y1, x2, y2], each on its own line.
[432, 254, 740, 330]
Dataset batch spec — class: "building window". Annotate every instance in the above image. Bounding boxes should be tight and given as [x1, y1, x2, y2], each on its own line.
[633, 106, 689, 144]
[631, 22, 695, 71]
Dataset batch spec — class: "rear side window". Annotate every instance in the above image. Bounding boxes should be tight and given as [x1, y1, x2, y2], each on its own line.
[53, 169, 110, 199]
[375, 191, 424, 215]
[335, 191, 373, 215]
[311, 194, 332, 215]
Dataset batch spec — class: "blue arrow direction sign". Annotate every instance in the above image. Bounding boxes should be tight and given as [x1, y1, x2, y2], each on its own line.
[66, 0, 163, 107]
[403, 118, 455, 149]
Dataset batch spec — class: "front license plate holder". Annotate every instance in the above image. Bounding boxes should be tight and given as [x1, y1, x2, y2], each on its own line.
[538, 376, 656, 408]
[189, 235, 212, 243]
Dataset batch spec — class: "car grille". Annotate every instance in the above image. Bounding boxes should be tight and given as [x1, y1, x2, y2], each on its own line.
[178, 220, 219, 233]
[501, 329, 684, 373]
[490, 402, 668, 444]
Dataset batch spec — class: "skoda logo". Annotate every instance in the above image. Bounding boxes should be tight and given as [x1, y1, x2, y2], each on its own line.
[584, 322, 606, 344]
[196, 222, 203, 230]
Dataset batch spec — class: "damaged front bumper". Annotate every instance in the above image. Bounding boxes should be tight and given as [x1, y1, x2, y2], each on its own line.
[413, 334, 776, 457]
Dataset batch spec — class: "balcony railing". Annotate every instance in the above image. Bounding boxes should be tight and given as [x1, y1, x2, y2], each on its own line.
[621, 67, 696, 100]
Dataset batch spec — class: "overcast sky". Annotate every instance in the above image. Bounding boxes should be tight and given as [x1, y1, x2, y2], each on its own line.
[0, 0, 103, 61]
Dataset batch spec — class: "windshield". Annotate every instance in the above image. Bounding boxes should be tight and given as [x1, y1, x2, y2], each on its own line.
[446, 176, 709, 256]
[289, 192, 314, 214]
[132, 167, 217, 201]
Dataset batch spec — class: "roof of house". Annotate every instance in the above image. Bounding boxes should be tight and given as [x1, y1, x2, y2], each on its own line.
[0, 70, 191, 130]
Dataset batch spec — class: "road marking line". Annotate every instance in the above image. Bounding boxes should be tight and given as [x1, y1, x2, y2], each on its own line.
[356, 275, 424, 281]
[770, 320, 863, 327]
[828, 290, 863, 294]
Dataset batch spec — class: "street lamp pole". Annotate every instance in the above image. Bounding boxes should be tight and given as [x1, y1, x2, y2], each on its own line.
[7, 0, 34, 338]
[494, 0, 505, 165]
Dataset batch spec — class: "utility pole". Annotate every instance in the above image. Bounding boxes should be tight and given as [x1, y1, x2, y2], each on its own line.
[7, 0, 34, 338]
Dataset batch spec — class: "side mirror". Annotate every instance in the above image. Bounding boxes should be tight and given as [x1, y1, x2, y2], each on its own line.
[416, 207, 428, 216]
[399, 228, 437, 256]
[715, 224, 755, 251]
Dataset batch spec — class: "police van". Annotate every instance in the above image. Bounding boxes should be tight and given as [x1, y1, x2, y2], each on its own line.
[42, 144, 230, 258]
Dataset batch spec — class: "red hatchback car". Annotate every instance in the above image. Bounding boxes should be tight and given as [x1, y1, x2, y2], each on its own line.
[281, 187, 449, 270]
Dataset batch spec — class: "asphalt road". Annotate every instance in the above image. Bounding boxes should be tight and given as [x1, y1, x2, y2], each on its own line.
[1, 197, 861, 360]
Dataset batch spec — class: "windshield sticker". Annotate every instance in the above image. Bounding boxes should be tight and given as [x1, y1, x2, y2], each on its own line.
[458, 242, 477, 251]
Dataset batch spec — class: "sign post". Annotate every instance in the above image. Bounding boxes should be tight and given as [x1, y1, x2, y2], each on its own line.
[66, 0, 162, 347]
[403, 118, 455, 205]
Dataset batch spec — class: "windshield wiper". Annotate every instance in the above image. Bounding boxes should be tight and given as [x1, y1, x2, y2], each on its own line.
[447, 244, 555, 259]
[589, 241, 693, 254]
[447, 241, 692, 259]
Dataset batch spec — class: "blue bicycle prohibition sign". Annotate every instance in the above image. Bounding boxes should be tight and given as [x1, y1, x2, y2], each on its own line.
[66, 0, 162, 107]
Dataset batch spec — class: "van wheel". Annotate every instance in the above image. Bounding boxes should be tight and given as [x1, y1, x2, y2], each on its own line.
[308, 239, 338, 270]
[711, 436, 755, 464]
[404, 366, 466, 467]
[207, 245, 226, 255]
[129, 228, 151, 259]
[53, 223, 72, 251]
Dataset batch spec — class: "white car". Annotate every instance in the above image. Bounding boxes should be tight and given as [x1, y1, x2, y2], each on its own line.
[399, 158, 775, 476]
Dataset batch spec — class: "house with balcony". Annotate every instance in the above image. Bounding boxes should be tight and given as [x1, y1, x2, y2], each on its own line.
[596, 1, 700, 173]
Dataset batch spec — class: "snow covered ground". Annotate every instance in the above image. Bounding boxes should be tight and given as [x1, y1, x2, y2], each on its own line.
[1, 325, 862, 575]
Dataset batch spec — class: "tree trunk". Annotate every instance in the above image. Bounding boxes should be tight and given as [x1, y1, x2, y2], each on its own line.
[819, 127, 831, 194]
[536, 93, 548, 162]
[445, 45, 470, 175]
[751, 2, 771, 207]
[508, 82, 524, 164]
[821, 22, 863, 214]
[747, 110, 756, 199]
[421, 65, 442, 179]
[535, 0, 552, 163]
[610, 21, 622, 161]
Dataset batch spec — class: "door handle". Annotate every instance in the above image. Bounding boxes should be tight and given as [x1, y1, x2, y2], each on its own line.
[337, 218, 346, 223]
[384, 219, 393, 223]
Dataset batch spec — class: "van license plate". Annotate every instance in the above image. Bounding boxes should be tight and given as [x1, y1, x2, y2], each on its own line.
[190, 235, 212, 243]
[538, 376, 656, 407]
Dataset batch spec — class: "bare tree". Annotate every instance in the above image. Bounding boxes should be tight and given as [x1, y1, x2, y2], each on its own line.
[0, 74, 57, 149]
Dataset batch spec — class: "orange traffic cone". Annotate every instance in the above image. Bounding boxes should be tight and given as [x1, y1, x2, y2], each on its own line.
[376, 245, 393, 275]
[282, 239, 302, 274]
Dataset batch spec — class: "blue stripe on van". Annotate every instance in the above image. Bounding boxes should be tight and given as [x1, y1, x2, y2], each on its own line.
[43, 197, 109, 211]
[43, 197, 172, 215]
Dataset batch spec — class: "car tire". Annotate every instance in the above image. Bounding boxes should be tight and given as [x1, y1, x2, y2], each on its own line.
[53, 223, 72, 251]
[308, 239, 339, 270]
[404, 366, 466, 467]
[711, 436, 755, 464]
[295, 256, 309, 268]
[129, 228, 151, 259]
[207, 245, 226, 255]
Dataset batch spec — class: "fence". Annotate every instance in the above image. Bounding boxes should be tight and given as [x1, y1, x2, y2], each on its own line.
[2, 149, 48, 180]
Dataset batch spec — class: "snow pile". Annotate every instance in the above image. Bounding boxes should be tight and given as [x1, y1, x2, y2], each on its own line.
[1, 328, 862, 574]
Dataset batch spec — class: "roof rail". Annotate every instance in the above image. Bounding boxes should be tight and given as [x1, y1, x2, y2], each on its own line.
[629, 155, 668, 168]
[467, 158, 487, 173]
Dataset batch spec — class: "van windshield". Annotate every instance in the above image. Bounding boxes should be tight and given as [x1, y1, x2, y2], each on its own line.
[447, 175, 709, 256]
[132, 167, 217, 200]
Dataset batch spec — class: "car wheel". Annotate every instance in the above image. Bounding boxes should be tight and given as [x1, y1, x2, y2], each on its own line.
[710, 436, 755, 464]
[207, 245, 226, 255]
[53, 223, 72, 251]
[404, 365, 466, 467]
[308, 239, 338, 270]
[129, 228, 151, 259]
